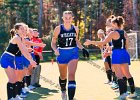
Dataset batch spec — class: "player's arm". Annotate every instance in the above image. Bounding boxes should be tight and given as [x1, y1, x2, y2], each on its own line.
[124, 32, 129, 50]
[74, 26, 89, 58]
[51, 26, 60, 55]
[74, 26, 84, 50]
[84, 31, 117, 46]
[24, 39, 46, 47]
[14, 36, 36, 67]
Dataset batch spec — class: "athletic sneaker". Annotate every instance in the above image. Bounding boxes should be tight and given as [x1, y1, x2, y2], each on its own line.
[114, 88, 119, 92]
[15, 95, 23, 100]
[111, 82, 119, 90]
[20, 91, 28, 98]
[109, 81, 113, 85]
[127, 92, 137, 98]
[28, 85, 36, 90]
[61, 91, 67, 100]
[124, 92, 129, 97]
[104, 80, 111, 84]
[24, 86, 30, 92]
[8, 97, 15, 100]
[119, 93, 126, 100]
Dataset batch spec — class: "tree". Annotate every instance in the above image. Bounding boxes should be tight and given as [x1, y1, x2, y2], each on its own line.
[132, 0, 138, 30]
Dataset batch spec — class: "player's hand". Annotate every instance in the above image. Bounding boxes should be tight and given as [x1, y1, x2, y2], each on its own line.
[84, 39, 92, 46]
[54, 49, 60, 56]
[40, 43, 46, 47]
[103, 52, 111, 58]
[82, 48, 89, 58]
[38, 52, 43, 60]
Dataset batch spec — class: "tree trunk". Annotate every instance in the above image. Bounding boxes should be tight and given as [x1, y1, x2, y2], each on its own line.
[84, 0, 87, 41]
[38, 0, 43, 37]
[132, 0, 138, 30]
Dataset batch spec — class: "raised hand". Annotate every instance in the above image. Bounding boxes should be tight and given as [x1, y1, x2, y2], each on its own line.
[54, 49, 60, 56]
[84, 39, 92, 46]
[40, 43, 46, 47]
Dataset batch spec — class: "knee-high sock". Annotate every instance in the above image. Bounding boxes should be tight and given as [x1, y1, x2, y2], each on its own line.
[59, 77, 67, 92]
[68, 81, 76, 100]
[16, 81, 23, 95]
[106, 70, 112, 82]
[25, 75, 31, 87]
[118, 79, 126, 95]
[14, 82, 19, 97]
[112, 72, 117, 83]
[123, 77, 127, 93]
[22, 77, 25, 88]
[7, 82, 15, 99]
[128, 77, 135, 93]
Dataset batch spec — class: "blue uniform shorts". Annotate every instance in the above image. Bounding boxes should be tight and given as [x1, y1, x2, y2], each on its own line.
[0, 52, 15, 69]
[56, 47, 79, 64]
[112, 49, 130, 65]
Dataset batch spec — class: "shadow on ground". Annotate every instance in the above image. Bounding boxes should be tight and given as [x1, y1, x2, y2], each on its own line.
[114, 86, 140, 100]
[25, 87, 59, 100]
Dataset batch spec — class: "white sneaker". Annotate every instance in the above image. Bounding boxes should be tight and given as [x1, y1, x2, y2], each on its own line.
[109, 81, 113, 85]
[61, 91, 67, 100]
[127, 92, 137, 98]
[119, 93, 126, 100]
[15, 95, 23, 100]
[8, 97, 15, 100]
[28, 85, 36, 90]
[24, 86, 30, 92]
[124, 92, 129, 97]
[104, 80, 111, 84]
[111, 82, 119, 90]
[20, 91, 28, 98]
[114, 88, 119, 92]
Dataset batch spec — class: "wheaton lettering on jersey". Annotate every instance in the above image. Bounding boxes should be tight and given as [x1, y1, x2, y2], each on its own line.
[60, 33, 76, 38]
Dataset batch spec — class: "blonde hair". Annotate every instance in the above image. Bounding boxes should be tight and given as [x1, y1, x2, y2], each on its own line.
[106, 15, 115, 27]
[63, 11, 73, 17]
[97, 29, 105, 38]
[97, 29, 104, 34]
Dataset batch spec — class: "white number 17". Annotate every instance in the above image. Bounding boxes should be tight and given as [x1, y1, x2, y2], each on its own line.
[66, 38, 73, 46]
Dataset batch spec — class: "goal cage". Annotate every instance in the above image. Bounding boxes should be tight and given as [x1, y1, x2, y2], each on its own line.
[127, 32, 138, 60]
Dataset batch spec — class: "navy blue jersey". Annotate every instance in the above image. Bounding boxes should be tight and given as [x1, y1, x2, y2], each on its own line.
[6, 43, 21, 55]
[6, 34, 21, 56]
[112, 30, 126, 50]
[109, 42, 112, 46]
[58, 24, 77, 48]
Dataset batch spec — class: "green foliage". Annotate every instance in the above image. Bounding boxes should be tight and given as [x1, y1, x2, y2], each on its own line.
[0, 0, 40, 56]
[0, 0, 139, 57]
[42, 35, 52, 51]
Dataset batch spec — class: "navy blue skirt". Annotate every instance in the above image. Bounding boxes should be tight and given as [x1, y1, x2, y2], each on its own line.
[15, 56, 24, 70]
[22, 52, 35, 68]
